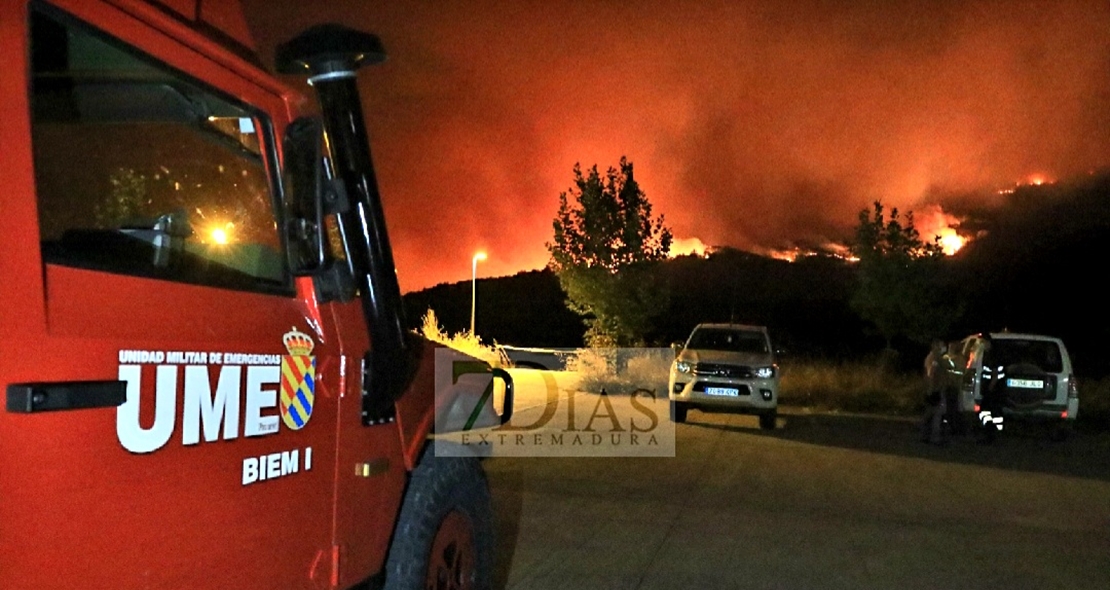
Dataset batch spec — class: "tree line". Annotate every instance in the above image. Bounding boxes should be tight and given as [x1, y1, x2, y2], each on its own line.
[547, 156, 959, 356]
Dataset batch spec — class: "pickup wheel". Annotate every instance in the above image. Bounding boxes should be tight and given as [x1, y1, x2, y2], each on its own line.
[670, 401, 688, 423]
[383, 449, 493, 590]
[759, 410, 777, 430]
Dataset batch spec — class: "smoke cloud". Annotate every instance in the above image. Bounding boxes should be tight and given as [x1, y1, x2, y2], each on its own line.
[242, 0, 1110, 291]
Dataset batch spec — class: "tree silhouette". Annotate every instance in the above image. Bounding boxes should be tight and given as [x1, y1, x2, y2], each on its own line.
[547, 157, 672, 346]
[850, 201, 960, 350]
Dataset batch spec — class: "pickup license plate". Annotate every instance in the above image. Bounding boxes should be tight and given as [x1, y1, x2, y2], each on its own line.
[1007, 378, 1044, 389]
[705, 386, 740, 397]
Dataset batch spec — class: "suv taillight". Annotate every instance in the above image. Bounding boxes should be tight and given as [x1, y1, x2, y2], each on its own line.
[1068, 375, 1079, 399]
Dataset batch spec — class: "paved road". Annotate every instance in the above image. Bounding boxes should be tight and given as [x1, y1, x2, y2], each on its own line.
[484, 402, 1110, 589]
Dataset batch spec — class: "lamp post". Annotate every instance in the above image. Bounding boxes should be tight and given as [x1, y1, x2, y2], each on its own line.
[471, 251, 486, 334]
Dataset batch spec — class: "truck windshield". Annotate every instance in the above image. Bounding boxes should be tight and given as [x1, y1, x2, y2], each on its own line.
[688, 328, 769, 354]
[30, 8, 288, 294]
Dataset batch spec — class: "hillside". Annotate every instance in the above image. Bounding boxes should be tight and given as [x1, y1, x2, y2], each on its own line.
[403, 249, 868, 358]
[403, 269, 586, 348]
[403, 172, 1110, 378]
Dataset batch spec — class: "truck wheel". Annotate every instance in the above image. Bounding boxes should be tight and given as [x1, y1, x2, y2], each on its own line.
[759, 410, 777, 430]
[670, 401, 688, 423]
[383, 449, 493, 590]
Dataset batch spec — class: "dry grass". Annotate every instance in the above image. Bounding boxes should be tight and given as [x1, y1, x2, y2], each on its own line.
[779, 358, 924, 416]
[781, 358, 1110, 428]
[418, 309, 509, 368]
[567, 347, 673, 396]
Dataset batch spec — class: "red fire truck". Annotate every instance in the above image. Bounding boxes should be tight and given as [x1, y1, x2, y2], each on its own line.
[0, 1, 508, 588]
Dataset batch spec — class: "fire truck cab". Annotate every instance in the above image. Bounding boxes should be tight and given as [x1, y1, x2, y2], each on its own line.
[0, 1, 503, 588]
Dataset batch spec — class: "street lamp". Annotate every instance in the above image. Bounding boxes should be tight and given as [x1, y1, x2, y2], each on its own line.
[471, 251, 487, 334]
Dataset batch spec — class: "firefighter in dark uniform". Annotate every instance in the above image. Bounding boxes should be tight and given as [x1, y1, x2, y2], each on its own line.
[977, 335, 1006, 443]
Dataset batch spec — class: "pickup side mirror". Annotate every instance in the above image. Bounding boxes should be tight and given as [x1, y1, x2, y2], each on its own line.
[282, 116, 327, 275]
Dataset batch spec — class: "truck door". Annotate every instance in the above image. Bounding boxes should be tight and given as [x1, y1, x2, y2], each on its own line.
[1, 3, 339, 588]
[326, 299, 410, 590]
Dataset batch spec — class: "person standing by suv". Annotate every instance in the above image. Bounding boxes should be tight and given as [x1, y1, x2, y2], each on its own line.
[977, 335, 1006, 443]
[921, 339, 952, 445]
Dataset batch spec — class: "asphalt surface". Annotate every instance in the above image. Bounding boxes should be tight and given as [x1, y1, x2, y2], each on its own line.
[483, 399, 1110, 589]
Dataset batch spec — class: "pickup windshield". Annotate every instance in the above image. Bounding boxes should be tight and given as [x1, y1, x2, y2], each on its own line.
[687, 328, 769, 354]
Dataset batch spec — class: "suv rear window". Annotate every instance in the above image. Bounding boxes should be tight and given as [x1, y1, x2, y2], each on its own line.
[984, 339, 1064, 373]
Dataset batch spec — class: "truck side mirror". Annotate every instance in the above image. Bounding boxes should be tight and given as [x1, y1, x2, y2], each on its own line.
[282, 116, 327, 275]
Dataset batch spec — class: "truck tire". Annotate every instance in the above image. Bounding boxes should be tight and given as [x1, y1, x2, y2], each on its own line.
[670, 401, 688, 423]
[759, 410, 777, 430]
[383, 448, 493, 590]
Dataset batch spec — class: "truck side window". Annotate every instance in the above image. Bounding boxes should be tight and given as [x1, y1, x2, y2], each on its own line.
[30, 8, 289, 294]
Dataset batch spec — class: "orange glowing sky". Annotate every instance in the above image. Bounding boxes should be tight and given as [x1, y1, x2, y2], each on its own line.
[242, 0, 1110, 292]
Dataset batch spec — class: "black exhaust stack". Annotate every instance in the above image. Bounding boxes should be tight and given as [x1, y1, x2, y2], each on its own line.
[276, 25, 413, 424]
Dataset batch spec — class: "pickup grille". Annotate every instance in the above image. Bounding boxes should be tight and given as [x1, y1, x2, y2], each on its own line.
[694, 363, 751, 379]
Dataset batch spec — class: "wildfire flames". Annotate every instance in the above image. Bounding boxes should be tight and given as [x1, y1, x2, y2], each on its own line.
[937, 233, 965, 255]
[767, 243, 858, 263]
[673, 195, 1020, 264]
[669, 237, 709, 258]
[914, 204, 965, 255]
[998, 173, 1056, 195]
[764, 204, 968, 262]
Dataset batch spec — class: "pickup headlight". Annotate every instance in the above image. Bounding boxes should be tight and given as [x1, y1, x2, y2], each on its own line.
[674, 361, 693, 374]
[754, 366, 776, 379]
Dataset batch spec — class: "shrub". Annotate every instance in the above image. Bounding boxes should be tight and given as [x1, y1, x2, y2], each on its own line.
[567, 347, 672, 396]
[418, 308, 509, 368]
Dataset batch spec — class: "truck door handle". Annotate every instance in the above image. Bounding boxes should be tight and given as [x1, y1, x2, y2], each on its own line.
[6, 381, 127, 413]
